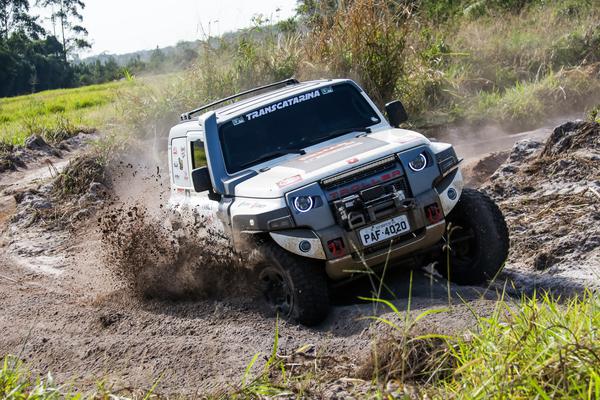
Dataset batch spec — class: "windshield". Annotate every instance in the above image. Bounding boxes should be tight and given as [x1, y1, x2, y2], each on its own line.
[218, 83, 381, 173]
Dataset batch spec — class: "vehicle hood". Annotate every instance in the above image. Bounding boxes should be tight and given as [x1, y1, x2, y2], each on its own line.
[233, 128, 430, 198]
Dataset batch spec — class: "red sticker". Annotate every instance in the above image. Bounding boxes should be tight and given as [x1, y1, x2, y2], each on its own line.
[346, 157, 359, 164]
[276, 174, 303, 188]
[299, 141, 355, 161]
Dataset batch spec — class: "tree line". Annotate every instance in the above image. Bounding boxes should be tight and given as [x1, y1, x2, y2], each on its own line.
[0, 0, 200, 98]
[1, 0, 89, 96]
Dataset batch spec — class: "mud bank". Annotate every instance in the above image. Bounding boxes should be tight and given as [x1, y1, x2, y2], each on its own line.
[486, 120, 600, 293]
[0, 132, 94, 173]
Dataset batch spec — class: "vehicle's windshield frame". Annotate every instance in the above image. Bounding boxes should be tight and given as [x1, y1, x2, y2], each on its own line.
[217, 82, 382, 174]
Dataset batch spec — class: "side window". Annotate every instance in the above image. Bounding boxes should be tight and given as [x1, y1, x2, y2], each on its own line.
[191, 140, 206, 169]
[171, 137, 191, 187]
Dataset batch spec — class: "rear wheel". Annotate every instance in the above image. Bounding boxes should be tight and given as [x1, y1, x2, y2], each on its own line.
[255, 241, 330, 326]
[435, 188, 509, 285]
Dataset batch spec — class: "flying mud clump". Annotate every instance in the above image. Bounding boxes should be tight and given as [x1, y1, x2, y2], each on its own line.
[98, 205, 256, 300]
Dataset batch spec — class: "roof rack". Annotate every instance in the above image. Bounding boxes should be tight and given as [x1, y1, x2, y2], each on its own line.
[179, 78, 300, 121]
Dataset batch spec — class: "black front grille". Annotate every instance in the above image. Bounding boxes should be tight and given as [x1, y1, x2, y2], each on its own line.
[331, 176, 413, 231]
[393, 177, 410, 196]
[320, 155, 397, 190]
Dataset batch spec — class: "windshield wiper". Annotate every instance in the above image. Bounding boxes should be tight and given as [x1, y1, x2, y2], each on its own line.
[241, 148, 306, 169]
[310, 126, 373, 144]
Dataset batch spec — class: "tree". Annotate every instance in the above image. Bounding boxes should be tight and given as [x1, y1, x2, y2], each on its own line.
[174, 41, 198, 67]
[125, 54, 146, 75]
[0, 30, 71, 96]
[37, 0, 90, 62]
[0, 0, 44, 39]
[149, 46, 166, 70]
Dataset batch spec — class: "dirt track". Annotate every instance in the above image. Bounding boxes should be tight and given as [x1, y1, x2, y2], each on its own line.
[1, 119, 598, 396]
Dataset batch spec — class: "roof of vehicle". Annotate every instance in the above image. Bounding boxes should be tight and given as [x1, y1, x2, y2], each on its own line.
[184, 78, 356, 124]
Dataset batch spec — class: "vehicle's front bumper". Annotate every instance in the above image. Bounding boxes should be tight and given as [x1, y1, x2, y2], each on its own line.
[324, 220, 445, 280]
[267, 167, 464, 280]
[269, 186, 447, 280]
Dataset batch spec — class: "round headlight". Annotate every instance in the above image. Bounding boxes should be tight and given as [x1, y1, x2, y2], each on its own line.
[293, 196, 314, 213]
[409, 153, 427, 172]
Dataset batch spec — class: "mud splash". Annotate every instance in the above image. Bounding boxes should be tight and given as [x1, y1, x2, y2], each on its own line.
[98, 205, 255, 300]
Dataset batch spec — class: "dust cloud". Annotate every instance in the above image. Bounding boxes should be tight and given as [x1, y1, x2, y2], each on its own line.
[425, 113, 582, 160]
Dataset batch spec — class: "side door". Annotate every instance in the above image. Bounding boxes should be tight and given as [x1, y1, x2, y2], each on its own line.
[186, 131, 222, 225]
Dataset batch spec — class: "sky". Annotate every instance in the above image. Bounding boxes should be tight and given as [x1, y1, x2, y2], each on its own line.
[35, 0, 297, 56]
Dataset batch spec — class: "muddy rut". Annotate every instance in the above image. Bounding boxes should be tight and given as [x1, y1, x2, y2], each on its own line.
[1, 120, 598, 396]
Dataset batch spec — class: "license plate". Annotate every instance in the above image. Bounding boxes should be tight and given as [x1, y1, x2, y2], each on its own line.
[359, 215, 410, 246]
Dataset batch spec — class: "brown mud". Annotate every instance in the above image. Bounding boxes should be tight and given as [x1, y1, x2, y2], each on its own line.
[99, 204, 252, 300]
[485, 120, 600, 293]
[0, 121, 598, 397]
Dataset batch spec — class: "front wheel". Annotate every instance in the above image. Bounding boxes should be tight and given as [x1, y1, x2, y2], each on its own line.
[255, 241, 330, 326]
[435, 188, 509, 285]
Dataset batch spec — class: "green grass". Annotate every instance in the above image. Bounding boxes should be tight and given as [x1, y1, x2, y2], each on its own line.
[460, 67, 600, 127]
[1, 355, 86, 399]
[437, 292, 600, 399]
[0, 73, 181, 147]
[404, 2, 600, 128]
[0, 81, 129, 145]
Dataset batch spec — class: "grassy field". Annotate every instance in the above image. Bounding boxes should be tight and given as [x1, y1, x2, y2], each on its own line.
[0, 81, 132, 146]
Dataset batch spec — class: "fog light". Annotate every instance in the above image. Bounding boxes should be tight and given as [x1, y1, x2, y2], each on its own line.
[408, 153, 427, 172]
[299, 240, 311, 253]
[293, 196, 314, 213]
[447, 187, 457, 200]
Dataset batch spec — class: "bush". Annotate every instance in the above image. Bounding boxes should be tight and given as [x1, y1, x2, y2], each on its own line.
[303, 0, 410, 108]
[587, 104, 600, 123]
[465, 66, 600, 127]
[439, 292, 600, 398]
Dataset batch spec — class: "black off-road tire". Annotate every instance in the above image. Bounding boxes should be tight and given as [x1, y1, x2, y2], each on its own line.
[255, 241, 330, 326]
[435, 188, 509, 285]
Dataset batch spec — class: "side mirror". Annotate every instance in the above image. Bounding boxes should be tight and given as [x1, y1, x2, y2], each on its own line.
[385, 100, 408, 127]
[191, 166, 212, 192]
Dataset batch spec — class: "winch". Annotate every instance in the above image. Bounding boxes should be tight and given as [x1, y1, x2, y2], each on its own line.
[332, 182, 416, 230]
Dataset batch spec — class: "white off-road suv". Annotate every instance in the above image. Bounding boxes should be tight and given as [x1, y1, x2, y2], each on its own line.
[168, 78, 509, 325]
